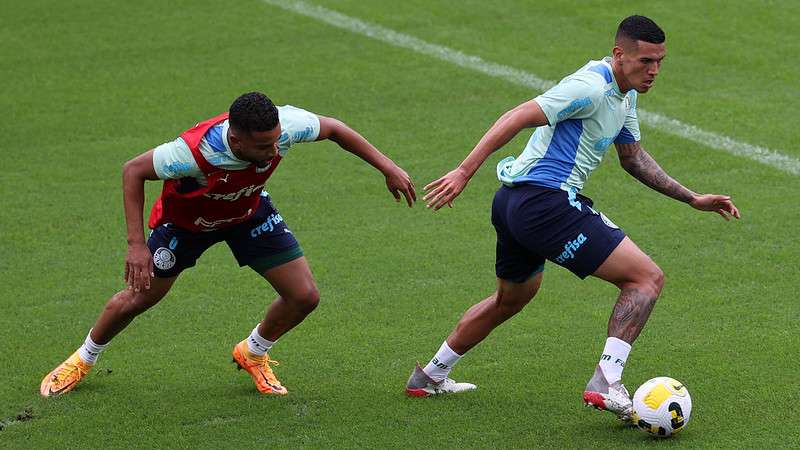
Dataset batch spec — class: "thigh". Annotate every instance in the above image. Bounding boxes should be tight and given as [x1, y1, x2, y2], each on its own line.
[496, 271, 543, 305]
[147, 224, 219, 277]
[492, 186, 547, 283]
[509, 188, 626, 280]
[591, 236, 659, 286]
[543, 205, 626, 279]
[226, 195, 304, 273]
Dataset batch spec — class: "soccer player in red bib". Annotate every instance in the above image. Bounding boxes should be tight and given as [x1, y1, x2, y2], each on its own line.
[41, 92, 416, 396]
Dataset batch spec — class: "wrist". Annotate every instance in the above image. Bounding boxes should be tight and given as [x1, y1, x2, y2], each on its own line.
[127, 238, 146, 246]
[455, 165, 472, 179]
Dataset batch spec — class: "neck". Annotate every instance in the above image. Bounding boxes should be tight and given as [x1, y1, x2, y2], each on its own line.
[226, 128, 245, 161]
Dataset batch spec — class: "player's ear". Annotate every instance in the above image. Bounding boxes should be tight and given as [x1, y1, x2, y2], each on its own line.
[228, 129, 241, 149]
[612, 45, 624, 60]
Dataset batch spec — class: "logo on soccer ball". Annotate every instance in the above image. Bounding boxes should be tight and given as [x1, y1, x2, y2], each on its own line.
[632, 377, 692, 438]
[153, 247, 176, 270]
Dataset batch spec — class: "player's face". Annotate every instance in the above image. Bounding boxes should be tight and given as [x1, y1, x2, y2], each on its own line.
[229, 124, 282, 164]
[616, 40, 666, 93]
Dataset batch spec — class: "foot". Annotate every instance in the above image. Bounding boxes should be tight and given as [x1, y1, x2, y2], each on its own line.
[40, 351, 93, 397]
[583, 382, 633, 421]
[231, 340, 288, 395]
[405, 363, 476, 397]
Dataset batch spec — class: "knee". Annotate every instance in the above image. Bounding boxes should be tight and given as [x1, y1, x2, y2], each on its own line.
[634, 265, 664, 300]
[287, 285, 320, 314]
[107, 289, 159, 317]
[494, 290, 534, 318]
[494, 276, 541, 317]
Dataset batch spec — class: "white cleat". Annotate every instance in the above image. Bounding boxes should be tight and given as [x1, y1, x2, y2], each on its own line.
[583, 382, 633, 421]
[405, 363, 476, 397]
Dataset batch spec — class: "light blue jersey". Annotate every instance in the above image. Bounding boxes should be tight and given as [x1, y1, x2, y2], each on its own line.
[497, 57, 640, 192]
[152, 105, 320, 184]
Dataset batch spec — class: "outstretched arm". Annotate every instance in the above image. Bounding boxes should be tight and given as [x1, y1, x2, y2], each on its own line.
[615, 141, 740, 220]
[122, 149, 160, 291]
[316, 116, 416, 207]
[423, 99, 548, 210]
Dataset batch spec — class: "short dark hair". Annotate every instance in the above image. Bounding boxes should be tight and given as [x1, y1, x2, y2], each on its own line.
[229, 92, 279, 134]
[616, 15, 665, 44]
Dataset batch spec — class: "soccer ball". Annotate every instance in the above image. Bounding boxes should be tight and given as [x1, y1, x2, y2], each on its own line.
[631, 377, 692, 437]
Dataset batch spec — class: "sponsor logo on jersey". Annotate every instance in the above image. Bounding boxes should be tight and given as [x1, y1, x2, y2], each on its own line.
[554, 233, 588, 264]
[557, 97, 592, 121]
[594, 137, 615, 151]
[153, 247, 177, 270]
[193, 209, 253, 230]
[203, 184, 263, 201]
[162, 161, 193, 177]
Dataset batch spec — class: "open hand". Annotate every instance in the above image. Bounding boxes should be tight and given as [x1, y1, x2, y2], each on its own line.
[690, 194, 741, 221]
[423, 167, 469, 210]
[125, 242, 154, 292]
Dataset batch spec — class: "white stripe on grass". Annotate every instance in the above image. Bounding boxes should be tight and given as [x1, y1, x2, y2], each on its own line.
[262, 0, 800, 176]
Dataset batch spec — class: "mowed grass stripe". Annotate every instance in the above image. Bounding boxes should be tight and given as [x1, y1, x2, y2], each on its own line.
[261, 0, 800, 176]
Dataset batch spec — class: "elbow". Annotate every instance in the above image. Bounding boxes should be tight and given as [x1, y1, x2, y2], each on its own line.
[619, 158, 635, 174]
[327, 118, 348, 142]
[122, 159, 135, 178]
[122, 158, 149, 182]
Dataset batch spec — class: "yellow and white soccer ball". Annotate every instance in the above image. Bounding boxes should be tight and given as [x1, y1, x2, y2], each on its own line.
[631, 377, 692, 437]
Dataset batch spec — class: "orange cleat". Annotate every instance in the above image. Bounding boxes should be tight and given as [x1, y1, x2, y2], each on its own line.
[40, 351, 93, 397]
[231, 340, 288, 395]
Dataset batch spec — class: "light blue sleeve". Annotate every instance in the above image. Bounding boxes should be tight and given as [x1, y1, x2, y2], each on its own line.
[534, 73, 604, 125]
[615, 91, 641, 144]
[151, 138, 203, 180]
[277, 105, 321, 154]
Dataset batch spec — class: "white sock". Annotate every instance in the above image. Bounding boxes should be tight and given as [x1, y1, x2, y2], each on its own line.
[247, 325, 275, 356]
[598, 337, 631, 385]
[423, 341, 462, 382]
[78, 330, 108, 365]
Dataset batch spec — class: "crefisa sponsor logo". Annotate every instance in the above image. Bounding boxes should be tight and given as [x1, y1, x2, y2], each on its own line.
[554, 233, 588, 264]
[204, 184, 262, 202]
[250, 213, 285, 237]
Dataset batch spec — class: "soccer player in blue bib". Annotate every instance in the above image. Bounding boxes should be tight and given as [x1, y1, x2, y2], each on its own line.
[405, 16, 740, 420]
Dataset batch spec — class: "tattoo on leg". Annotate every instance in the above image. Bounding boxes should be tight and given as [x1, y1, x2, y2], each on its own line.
[607, 287, 657, 343]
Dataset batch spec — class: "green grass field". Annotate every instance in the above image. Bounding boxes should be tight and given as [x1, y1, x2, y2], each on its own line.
[2, 0, 799, 447]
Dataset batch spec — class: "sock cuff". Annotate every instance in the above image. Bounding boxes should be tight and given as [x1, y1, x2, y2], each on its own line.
[606, 337, 632, 352]
[249, 325, 276, 349]
[442, 340, 462, 358]
[85, 329, 108, 351]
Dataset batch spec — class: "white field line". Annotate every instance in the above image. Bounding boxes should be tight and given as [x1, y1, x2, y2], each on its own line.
[262, 0, 800, 176]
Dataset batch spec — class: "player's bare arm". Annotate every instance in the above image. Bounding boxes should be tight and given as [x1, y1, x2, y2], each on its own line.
[121, 149, 159, 292]
[423, 99, 548, 210]
[316, 115, 416, 207]
[615, 141, 740, 220]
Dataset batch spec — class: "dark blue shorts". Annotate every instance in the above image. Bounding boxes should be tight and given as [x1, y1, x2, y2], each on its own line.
[147, 195, 303, 278]
[491, 184, 625, 282]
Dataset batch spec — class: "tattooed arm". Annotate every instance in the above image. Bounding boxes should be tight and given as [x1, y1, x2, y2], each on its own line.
[615, 141, 694, 202]
[615, 141, 741, 220]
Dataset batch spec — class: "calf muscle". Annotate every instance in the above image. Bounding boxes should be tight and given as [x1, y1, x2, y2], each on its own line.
[607, 287, 657, 343]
